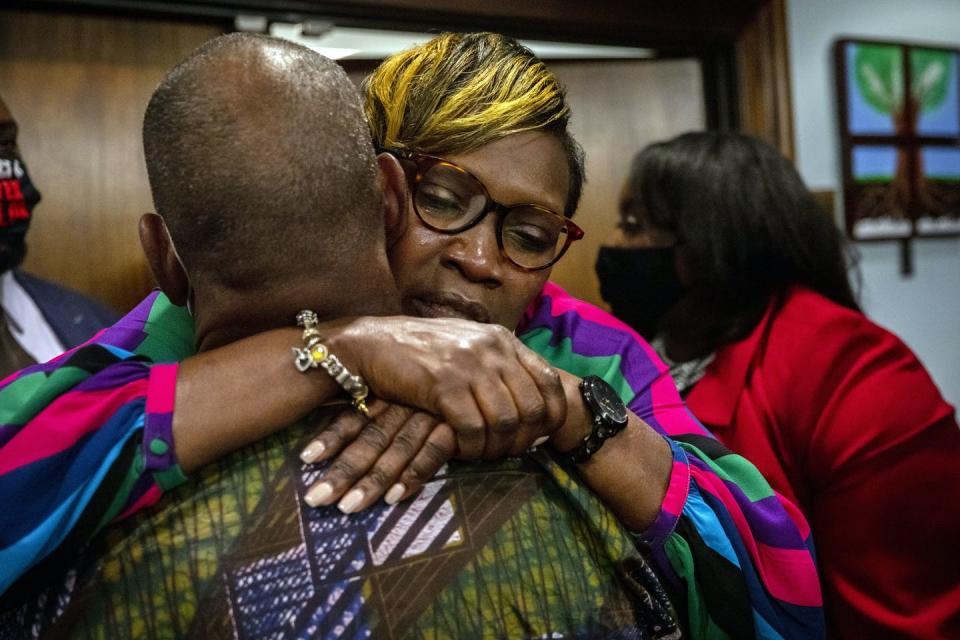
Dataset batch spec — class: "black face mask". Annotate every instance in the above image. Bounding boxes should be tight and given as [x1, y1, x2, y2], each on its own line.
[0, 155, 41, 273]
[595, 246, 685, 340]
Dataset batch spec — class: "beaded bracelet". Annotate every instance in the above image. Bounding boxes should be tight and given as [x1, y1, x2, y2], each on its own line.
[292, 310, 371, 417]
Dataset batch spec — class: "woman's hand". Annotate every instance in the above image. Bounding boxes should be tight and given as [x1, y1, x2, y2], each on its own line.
[172, 317, 564, 478]
[299, 395, 556, 513]
[299, 400, 454, 512]
[327, 316, 567, 460]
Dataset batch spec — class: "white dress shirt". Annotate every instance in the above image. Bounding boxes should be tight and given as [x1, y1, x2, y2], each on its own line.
[0, 269, 65, 363]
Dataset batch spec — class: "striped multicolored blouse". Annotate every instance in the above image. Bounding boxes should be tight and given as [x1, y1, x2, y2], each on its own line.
[0, 282, 823, 638]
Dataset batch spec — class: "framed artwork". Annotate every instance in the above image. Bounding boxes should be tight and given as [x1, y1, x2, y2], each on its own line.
[835, 39, 960, 241]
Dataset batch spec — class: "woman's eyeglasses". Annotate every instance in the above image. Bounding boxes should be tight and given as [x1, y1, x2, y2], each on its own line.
[385, 150, 584, 271]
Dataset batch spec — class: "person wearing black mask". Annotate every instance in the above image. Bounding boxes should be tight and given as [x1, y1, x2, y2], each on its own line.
[595, 195, 686, 343]
[595, 131, 960, 638]
[0, 95, 117, 377]
[594, 173, 708, 391]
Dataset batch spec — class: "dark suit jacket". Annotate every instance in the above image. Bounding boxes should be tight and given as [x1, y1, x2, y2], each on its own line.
[12, 270, 118, 349]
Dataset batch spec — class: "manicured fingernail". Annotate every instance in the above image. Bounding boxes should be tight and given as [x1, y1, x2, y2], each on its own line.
[338, 488, 365, 514]
[300, 442, 325, 464]
[304, 482, 333, 507]
[532, 436, 550, 447]
[384, 483, 406, 505]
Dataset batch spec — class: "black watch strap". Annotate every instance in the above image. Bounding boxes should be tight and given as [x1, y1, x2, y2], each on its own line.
[563, 376, 629, 465]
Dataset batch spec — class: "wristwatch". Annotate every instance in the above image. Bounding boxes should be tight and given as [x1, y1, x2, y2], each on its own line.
[564, 376, 629, 465]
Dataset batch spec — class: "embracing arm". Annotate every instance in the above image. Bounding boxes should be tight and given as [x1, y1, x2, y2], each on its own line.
[548, 371, 672, 532]
[517, 283, 823, 639]
[0, 314, 564, 593]
[172, 327, 339, 473]
[551, 376, 823, 639]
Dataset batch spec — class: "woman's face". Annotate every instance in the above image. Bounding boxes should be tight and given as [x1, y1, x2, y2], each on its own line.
[388, 131, 571, 331]
[603, 181, 678, 249]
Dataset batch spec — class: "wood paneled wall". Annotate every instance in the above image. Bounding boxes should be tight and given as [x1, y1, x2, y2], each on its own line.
[0, 11, 222, 312]
[548, 59, 705, 308]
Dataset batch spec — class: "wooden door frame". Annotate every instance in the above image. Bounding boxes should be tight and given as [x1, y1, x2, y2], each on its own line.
[734, 0, 795, 159]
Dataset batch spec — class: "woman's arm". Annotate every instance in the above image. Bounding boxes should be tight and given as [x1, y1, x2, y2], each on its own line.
[518, 283, 824, 639]
[548, 370, 671, 532]
[0, 312, 565, 594]
[174, 315, 565, 473]
[547, 371, 823, 639]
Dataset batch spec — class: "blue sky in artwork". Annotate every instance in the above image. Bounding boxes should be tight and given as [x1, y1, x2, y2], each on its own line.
[853, 145, 897, 180]
[847, 43, 898, 135]
[922, 147, 960, 178]
[915, 51, 960, 136]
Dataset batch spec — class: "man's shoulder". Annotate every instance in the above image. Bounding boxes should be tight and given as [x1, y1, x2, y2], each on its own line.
[59, 421, 676, 639]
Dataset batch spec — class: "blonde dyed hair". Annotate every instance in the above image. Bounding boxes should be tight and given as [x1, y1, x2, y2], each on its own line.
[362, 32, 585, 214]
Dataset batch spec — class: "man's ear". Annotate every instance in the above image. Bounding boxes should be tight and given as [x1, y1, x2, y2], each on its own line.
[377, 152, 409, 249]
[139, 213, 190, 307]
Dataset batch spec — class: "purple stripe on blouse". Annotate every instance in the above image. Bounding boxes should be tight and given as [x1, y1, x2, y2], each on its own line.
[75, 361, 152, 393]
[143, 410, 176, 473]
[0, 423, 19, 448]
[8, 354, 74, 377]
[688, 454, 807, 550]
[638, 439, 689, 544]
[95, 292, 160, 352]
[525, 298, 663, 397]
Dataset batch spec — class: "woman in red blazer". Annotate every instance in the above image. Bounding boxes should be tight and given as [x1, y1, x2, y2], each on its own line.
[597, 132, 959, 638]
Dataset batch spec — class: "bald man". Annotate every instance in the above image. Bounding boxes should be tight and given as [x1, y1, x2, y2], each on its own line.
[0, 96, 117, 377]
[0, 34, 678, 639]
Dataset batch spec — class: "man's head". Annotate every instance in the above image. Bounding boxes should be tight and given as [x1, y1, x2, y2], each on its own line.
[0, 96, 43, 273]
[140, 33, 399, 346]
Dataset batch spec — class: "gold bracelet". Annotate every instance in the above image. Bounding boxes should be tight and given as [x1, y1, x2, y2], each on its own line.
[292, 310, 370, 417]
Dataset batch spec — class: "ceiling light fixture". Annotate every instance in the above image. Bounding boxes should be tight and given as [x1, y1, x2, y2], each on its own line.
[267, 24, 655, 61]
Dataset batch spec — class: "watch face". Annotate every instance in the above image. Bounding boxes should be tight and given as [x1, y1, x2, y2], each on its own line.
[583, 377, 628, 424]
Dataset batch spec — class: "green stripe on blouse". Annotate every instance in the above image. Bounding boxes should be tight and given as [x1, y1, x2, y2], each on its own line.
[519, 327, 636, 406]
[137, 295, 195, 362]
[0, 368, 87, 424]
[684, 445, 775, 502]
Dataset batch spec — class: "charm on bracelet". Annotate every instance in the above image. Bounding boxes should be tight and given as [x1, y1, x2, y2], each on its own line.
[293, 310, 371, 416]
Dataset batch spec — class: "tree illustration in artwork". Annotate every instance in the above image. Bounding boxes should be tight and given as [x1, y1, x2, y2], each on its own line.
[854, 44, 956, 219]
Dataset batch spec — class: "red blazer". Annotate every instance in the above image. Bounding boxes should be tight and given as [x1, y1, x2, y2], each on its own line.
[687, 286, 959, 639]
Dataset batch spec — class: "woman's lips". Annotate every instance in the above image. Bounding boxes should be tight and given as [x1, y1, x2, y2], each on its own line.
[406, 293, 491, 323]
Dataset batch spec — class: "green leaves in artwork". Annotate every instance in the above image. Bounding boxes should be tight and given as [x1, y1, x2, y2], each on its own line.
[854, 44, 903, 116]
[855, 44, 954, 116]
[911, 48, 953, 113]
